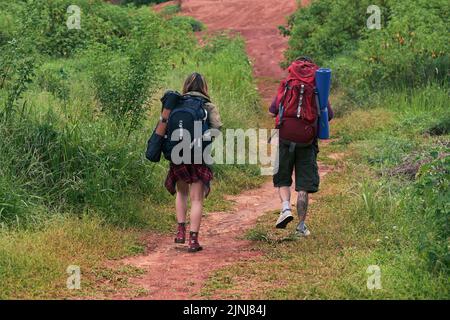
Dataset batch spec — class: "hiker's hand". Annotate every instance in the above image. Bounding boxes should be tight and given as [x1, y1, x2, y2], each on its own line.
[161, 90, 181, 110]
[155, 108, 171, 136]
[268, 112, 276, 118]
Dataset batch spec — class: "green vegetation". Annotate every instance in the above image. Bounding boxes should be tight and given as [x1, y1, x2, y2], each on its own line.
[169, 15, 205, 32]
[284, 0, 449, 103]
[2, 0, 447, 300]
[203, 0, 449, 299]
[0, 0, 262, 298]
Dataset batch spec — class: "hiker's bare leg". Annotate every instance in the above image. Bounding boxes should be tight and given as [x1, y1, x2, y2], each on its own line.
[297, 191, 309, 222]
[189, 181, 204, 233]
[176, 180, 189, 224]
[278, 186, 291, 203]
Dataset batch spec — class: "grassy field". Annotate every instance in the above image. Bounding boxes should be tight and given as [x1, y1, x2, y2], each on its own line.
[202, 85, 449, 299]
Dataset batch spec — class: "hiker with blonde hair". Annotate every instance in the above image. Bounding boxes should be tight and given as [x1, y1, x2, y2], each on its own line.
[155, 73, 222, 252]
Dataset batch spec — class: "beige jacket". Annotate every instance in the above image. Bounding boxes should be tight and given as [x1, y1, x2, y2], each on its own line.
[185, 91, 223, 130]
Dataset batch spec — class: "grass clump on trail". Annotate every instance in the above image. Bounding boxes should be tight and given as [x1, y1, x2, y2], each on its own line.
[203, 0, 449, 299]
[0, 0, 262, 299]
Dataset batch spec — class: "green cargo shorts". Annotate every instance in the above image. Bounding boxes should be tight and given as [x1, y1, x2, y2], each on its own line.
[273, 140, 320, 193]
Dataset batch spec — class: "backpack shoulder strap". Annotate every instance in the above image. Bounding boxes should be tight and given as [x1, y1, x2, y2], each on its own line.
[277, 79, 293, 127]
[169, 98, 208, 123]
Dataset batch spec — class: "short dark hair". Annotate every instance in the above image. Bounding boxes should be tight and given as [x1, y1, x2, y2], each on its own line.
[295, 56, 314, 63]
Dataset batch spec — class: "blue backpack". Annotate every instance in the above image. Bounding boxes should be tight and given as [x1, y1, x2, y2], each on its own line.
[163, 95, 211, 164]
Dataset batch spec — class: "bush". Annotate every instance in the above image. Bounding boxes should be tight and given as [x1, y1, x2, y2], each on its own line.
[120, 0, 172, 6]
[0, 11, 16, 47]
[414, 155, 450, 273]
[284, 0, 382, 65]
[90, 38, 164, 132]
[0, 39, 36, 119]
[36, 64, 70, 103]
[161, 4, 181, 16]
[340, 0, 449, 98]
[12, 0, 169, 57]
[284, 0, 450, 103]
[169, 16, 205, 32]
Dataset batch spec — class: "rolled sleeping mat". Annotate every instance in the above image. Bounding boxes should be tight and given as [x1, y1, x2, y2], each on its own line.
[315, 68, 331, 140]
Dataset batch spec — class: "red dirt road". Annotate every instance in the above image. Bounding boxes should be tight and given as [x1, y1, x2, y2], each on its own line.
[110, 0, 329, 300]
[114, 182, 292, 299]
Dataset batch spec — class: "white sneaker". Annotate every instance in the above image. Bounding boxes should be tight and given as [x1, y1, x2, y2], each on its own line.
[295, 223, 311, 237]
[275, 209, 294, 229]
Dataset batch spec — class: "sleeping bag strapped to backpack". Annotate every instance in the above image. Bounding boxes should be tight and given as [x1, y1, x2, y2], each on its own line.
[163, 94, 211, 164]
[274, 60, 320, 145]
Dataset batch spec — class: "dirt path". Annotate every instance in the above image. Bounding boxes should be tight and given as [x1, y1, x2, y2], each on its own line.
[181, 0, 308, 104]
[111, 0, 328, 300]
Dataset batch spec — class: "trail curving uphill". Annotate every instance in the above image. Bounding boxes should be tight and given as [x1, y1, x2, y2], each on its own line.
[181, 0, 304, 107]
[112, 0, 328, 300]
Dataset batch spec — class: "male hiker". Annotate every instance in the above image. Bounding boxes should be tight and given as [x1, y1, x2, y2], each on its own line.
[269, 56, 333, 236]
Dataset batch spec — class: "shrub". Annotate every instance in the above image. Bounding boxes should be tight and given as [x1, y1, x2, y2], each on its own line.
[284, 0, 384, 65]
[36, 64, 70, 103]
[90, 39, 164, 132]
[0, 12, 16, 47]
[0, 39, 36, 119]
[120, 0, 172, 6]
[284, 0, 450, 103]
[161, 4, 181, 16]
[15, 0, 165, 57]
[414, 155, 450, 273]
[169, 16, 205, 32]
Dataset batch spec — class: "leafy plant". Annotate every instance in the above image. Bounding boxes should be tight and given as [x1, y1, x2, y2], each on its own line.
[91, 39, 164, 133]
[0, 39, 36, 120]
[161, 4, 181, 16]
[284, 0, 450, 103]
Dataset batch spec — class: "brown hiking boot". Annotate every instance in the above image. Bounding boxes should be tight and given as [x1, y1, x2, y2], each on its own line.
[188, 231, 203, 253]
[174, 224, 186, 244]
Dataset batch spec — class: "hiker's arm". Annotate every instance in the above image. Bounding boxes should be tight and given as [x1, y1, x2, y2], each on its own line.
[268, 97, 278, 117]
[155, 108, 171, 136]
[327, 101, 334, 121]
[205, 103, 223, 130]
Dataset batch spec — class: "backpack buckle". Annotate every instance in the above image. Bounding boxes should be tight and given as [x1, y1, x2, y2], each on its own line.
[297, 84, 305, 118]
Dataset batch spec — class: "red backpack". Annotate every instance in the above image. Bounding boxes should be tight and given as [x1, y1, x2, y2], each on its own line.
[275, 60, 320, 145]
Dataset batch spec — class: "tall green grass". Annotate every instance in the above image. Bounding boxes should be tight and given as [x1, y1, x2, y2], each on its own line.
[325, 85, 449, 298]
